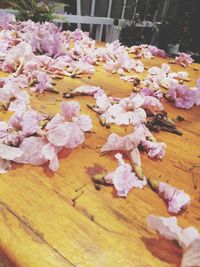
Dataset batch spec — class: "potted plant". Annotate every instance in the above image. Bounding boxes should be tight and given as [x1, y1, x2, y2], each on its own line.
[8, 0, 67, 23]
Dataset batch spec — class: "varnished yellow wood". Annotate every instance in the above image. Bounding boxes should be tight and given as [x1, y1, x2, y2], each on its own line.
[0, 54, 200, 267]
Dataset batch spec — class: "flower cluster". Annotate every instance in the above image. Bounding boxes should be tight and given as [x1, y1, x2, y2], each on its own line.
[0, 101, 92, 173]
[129, 44, 166, 59]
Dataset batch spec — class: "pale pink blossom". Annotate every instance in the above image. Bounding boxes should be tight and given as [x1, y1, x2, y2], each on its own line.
[158, 182, 191, 213]
[168, 84, 196, 109]
[140, 87, 163, 99]
[141, 95, 163, 115]
[20, 110, 40, 136]
[147, 215, 200, 267]
[15, 136, 48, 166]
[101, 94, 146, 126]
[2, 42, 35, 74]
[0, 143, 23, 160]
[71, 29, 89, 41]
[0, 11, 15, 30]
[104, 153, 147, 197]
[8, 91, 30, 113]
[148, 45, 166, 58]
[0, 121, 22, 146]
[73, 115, 93, 132]
[31, 70, 53, 93]
[174, 53, 194, 67]
[72, 85, 101, 96]
[61, 101, 80, 120]
[41, 143, 59, 172]
[0, 158, 11, 174]
[0, 81, 20, 102]
[142, 140, 166, 159]
[148, 63, 170, 76]
[47, 122, 84, 148]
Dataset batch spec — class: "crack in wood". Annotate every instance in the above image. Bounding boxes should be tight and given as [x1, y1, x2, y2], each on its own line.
[0, 200, 76, 267]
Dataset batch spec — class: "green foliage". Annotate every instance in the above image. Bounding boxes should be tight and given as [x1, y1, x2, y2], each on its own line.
[7, 0, 67, 23]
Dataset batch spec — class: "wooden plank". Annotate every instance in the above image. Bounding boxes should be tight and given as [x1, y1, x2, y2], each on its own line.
[0, 51, 200, 267]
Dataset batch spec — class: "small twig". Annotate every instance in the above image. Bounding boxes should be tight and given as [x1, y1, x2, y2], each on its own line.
[72, 190, 84, 207]
[75, 183, 86, 192]
[45, 88, 59, 94]
[192, 173, 198, 190]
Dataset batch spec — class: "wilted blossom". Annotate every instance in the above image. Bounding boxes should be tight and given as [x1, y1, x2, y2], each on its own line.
[168, 84, 196, 109]
[142, 140, 166, 159]
[104, 153, 147, 197]
[149, 179, 190, 213]
[147, 215, 200, 267]
[174, 53, 194, 67]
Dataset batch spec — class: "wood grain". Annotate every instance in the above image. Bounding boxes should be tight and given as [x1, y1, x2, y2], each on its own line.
[0, 55, 200, 267]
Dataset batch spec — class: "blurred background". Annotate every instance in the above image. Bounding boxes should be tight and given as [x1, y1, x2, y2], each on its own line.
[1, 0, 200, 59]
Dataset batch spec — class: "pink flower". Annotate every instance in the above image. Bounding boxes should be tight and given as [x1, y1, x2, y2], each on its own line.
[94, 90, 112, 113]
[147, 215, 200, 267]
[41, 143, 59, 172]
[73, 115, 93, 132]
[104, 153, 147, 197]
[0, 143, 23, 160]
[142, 140, 166, 159]
[140, 87, 163, 99]
[102, 94, 146, 126]
[0, 158, 11, 174]
[31, 70, 53, 93]
[174, 53, 194, 67]
[148, 45, 166, 58]
[147, 215, 199, 248]
[0, 81, 20, 102]
[0, 11, 15, 30]
[71, 29, 89, 41]
[8, 91, 30, 113]
[168, 84, 195, 109]
[47, 122, 84, 148]
[101, 125, 155, 168]
[61, 101, 80, 120]
[15, 136, 48, 166]
[72, 85, 101, 96]
[2, 42, 35, 74]
[101, 125, 148, 153]
[141, 95, 163, 115]
[158, 182, 191, 213]
[45, 114, 64, 131]
[21, 110, 40, 136]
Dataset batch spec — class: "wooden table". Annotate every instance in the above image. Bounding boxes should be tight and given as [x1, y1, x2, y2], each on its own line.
[0, 55, 200, 267]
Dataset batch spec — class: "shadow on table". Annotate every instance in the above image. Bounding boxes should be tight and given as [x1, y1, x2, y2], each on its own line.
[42, 148, 72, 177]
[141, 236, 182, 266]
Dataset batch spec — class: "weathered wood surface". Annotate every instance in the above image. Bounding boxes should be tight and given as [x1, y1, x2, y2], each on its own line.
[0, 55, 200, 267]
